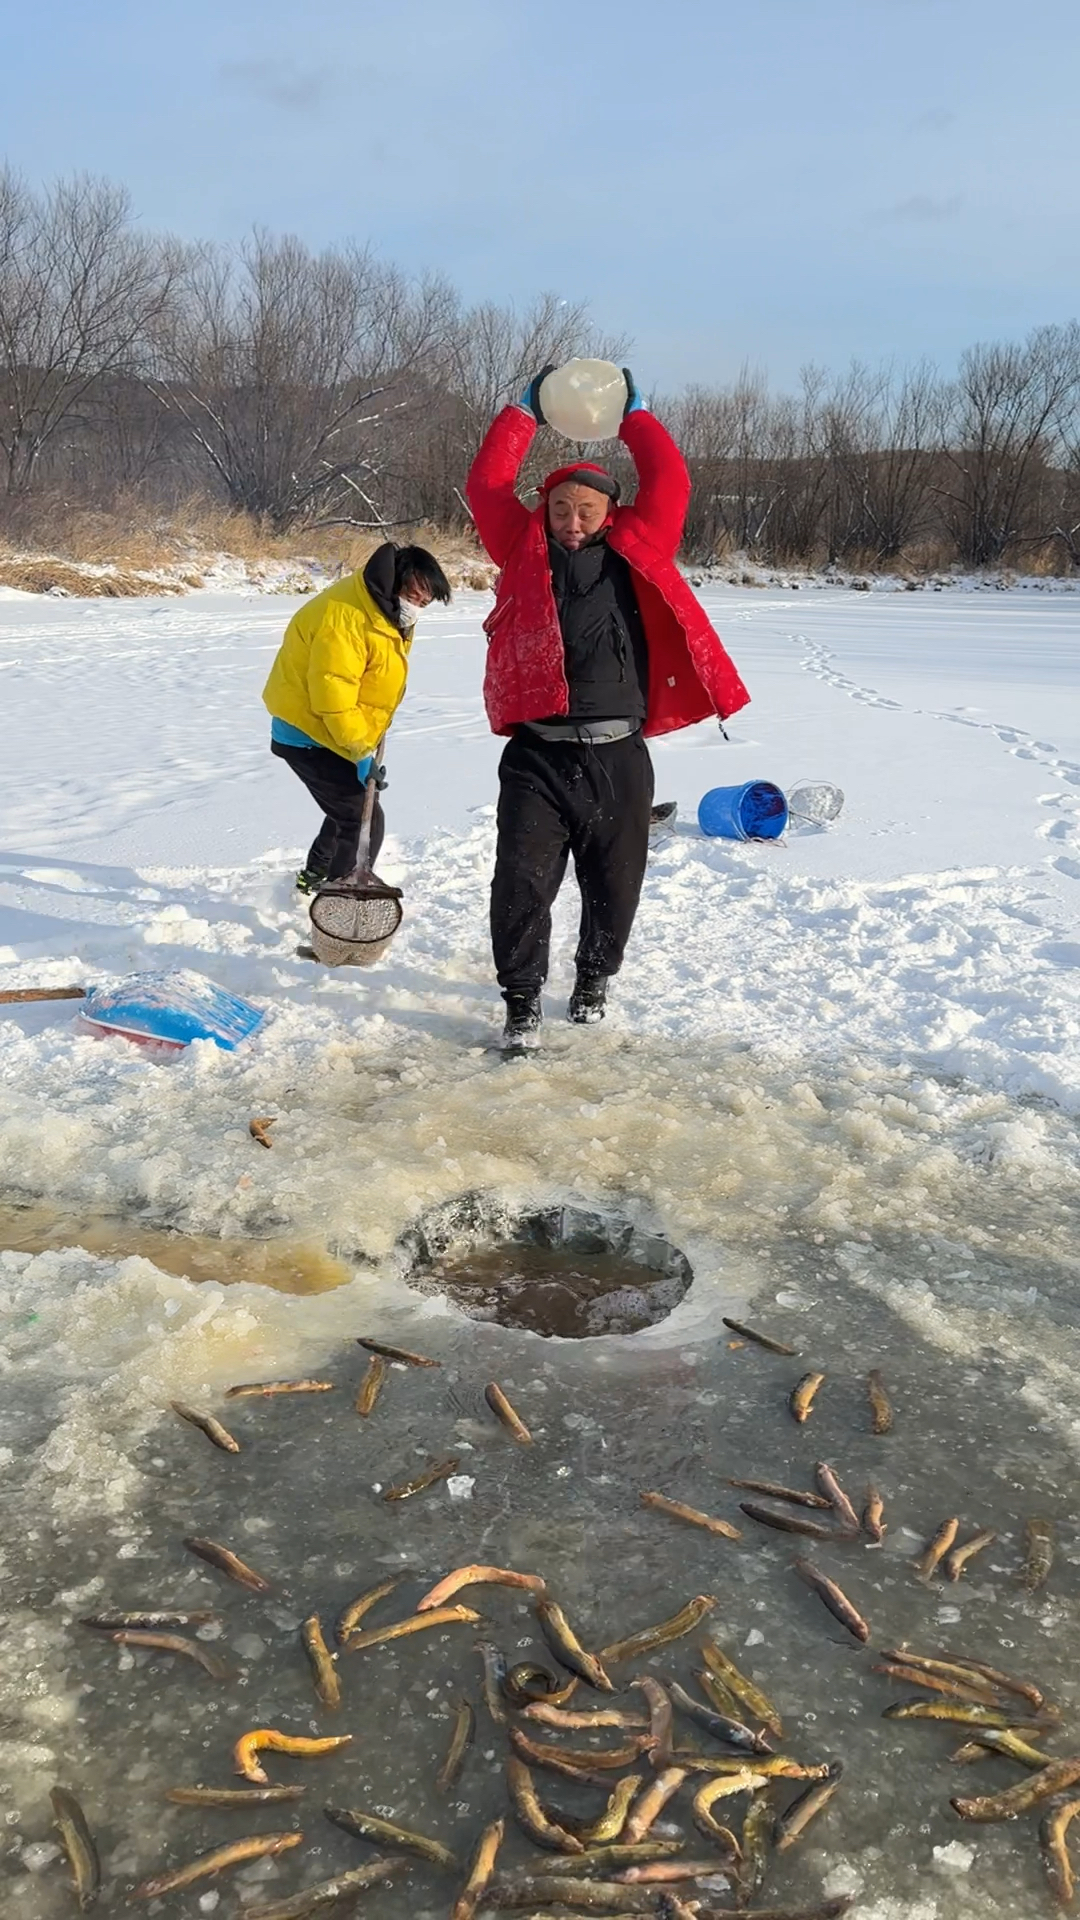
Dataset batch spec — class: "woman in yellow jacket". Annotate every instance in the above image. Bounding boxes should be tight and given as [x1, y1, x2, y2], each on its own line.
[264, 542, 451, 890]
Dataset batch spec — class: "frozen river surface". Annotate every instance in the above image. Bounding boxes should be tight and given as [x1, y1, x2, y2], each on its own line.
[0, 577, 1079, 1918]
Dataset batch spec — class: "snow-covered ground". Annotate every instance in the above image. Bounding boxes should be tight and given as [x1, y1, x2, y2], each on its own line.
[2, 581, 1080, 1918]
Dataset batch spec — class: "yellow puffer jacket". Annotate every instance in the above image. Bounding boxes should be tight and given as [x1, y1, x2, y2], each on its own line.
[262, 571, 411, 760]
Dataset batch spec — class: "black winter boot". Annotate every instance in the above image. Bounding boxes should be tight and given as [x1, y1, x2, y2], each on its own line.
[502, 989, 543, 1050]
[568, 973, 609, 1024]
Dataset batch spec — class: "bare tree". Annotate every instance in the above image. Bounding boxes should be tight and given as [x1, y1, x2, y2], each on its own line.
[0, 167, 181, 495]
[147, 232, 457, 530]
[933, 324, 1080, 566]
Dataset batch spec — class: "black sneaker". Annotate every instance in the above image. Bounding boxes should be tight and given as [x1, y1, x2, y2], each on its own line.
[568, 974, 609, 1024]
[502, 989, 543, 1050]
[295, 867, 328, 895]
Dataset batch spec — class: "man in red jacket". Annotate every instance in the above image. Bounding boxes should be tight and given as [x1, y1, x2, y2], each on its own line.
[467, 366, 749, 1049]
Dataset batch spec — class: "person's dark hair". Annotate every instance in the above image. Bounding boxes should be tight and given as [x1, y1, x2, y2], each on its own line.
[394, 546, 452, 604]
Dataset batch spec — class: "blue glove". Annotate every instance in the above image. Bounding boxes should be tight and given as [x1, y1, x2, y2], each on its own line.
[518, 363, 556, 423]
[356, 754, 373, 784]
[622, 367, 644, 415]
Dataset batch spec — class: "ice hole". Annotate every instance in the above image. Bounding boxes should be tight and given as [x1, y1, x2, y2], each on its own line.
[397, 1192, 693, 1337]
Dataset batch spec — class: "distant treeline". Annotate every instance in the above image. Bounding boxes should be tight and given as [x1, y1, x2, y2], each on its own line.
[2, 165, 1079, 570]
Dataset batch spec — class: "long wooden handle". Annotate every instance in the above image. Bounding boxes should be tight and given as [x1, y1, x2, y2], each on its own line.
[0, 986, 86, 1004]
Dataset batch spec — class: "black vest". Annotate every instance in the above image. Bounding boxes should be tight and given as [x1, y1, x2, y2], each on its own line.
[545, 534, 649, 723]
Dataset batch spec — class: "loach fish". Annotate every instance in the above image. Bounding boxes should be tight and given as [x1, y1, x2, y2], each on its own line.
[167, 1785, 306, 1806]
[81, 1609, 218, 1631]
[485, 1381, 533, 1444]
[335, 1577, 402, 1646]
[234, 1731, 352, 1785]
[624, 1768, 691, 1845]
[739, 1502, 843, 1542]
[170, 1402, 240, 1453]
[477, 1640, 509, 1723]
[814, 1464, 861, 1536]
[1022, 1517, 1055, 1592]
[884, 1700, 1046, 1730]
[224, 1380, 334, 1397]
[600, 1594, 717, 1668]
[863, 1486, 886, 1544]
[727, 1478, 832, 1510]
[417, 1565, 546, 1611]
[382, 1457, 459, 1501]
[700, 1640, 783, 1739]
[133, 1831, 302, 1899]
[793, 1560, 869, 1643]
[537, 1599, 615, 1692]
[354, 1353, 388, 1417]
[667, 1678, 772, 1754]
[505, 1662, 572, 1707]
[634, 1675, 675, 1767]
[773, 1761, 843, 1851]
[1040, 1796, 1080, 1908]
[952, 1758, 1080, 1822]
[572, 1776, 645, 1845]
[540, 1841, 684, 1873]
[240, 1857, 403, 1920]
[913, 1517, 959, 1580]
[525, 1701, 647, 1732]
[877, 1650, 1002, 1699]
[450, 1816, 504, 1920]
[949, 1729, 1051, 1769]
[485, 1873, 664, 1911]
[324, 1804, 458, 1869]
[944, 1528, 996, 1582]
[866, 1370, 893, 1434]
[342, 1604, 481, 1653]
[50, 1787, 100, 1911]
[301, 1615, 340, 1711]
[789, 1372, 825, 1423]
[108, 1629, 230, 1681]
[677, 1754, 829, 1781]
[639, 1491, 741, 1539]
[942, 1655, 1048, 1713]
[721, 1317, 799, 1356]
[183, 1537, 270, 1593]
[510, 1726, 652, 1777]
[739, 1790, 774, 1901]
[437, 1697, 476, 1793]
[695, 1664, 750, 1720]
[356, 1336, 440, 1367]
[620, 1857, 740, 1882]
[871, 1662, 999, 1704]
[506, 1756, 585, 1852]
[693, 1769, 770, 1841]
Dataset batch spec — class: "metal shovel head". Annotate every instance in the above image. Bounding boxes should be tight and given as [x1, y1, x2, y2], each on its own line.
[309, 872, 403, 968]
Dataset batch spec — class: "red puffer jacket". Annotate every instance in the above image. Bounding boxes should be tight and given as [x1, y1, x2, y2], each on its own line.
[466, 405, 750, 737]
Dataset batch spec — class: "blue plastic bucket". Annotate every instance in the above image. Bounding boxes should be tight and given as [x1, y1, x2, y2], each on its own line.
[697, 780, 788, 841]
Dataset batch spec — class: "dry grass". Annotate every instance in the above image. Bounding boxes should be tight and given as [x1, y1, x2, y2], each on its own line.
[0, 552, 197, 597]
[0, 494, 498, 595]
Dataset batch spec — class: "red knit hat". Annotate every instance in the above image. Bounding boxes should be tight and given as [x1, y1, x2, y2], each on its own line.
[540, 461, 621, 503]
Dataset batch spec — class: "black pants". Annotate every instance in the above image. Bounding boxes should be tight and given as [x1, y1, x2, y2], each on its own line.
[271, 741, 385, 880]
[491, 730, 654, 992]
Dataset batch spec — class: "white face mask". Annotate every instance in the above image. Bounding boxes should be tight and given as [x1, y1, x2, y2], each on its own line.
[397, 597, 422, 627]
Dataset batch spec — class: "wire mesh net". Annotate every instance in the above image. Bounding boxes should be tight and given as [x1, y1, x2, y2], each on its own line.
[309, 884, 403, 968]
[787, 780, 845, 827]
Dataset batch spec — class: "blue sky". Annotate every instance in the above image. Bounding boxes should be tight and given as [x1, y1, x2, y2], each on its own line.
[4, 0, 1077, 391]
